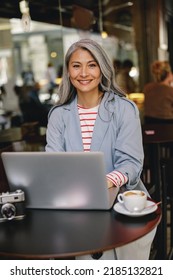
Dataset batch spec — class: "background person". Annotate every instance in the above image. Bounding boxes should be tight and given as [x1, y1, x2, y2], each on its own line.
[21, 65, 35, 87]
[144, 60, 173, 124]
[14, 84, 49, 127]
[115, 59, 137, 94]
[45, 62, 57, 98]
[113, 59, 122, 74]
[45, 38, 156, 260]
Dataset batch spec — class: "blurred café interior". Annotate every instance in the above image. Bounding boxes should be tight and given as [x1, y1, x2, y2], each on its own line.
[0, 0, 173, 260]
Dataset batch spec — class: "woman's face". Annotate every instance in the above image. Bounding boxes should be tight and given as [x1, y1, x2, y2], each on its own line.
[68, 48, 101, 95]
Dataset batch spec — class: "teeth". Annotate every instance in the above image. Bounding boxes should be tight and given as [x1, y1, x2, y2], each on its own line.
[79, 80, 90, 84]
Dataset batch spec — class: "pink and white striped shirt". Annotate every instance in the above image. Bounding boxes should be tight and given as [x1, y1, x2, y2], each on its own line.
[78, 104, 128, 187]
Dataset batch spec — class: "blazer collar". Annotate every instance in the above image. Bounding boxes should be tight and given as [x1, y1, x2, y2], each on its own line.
[63, 98, 83, 151]
[91, 92, 115, 150]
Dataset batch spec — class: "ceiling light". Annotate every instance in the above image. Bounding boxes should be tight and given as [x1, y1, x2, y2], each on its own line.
[99, 0, 108, 39]
[19, 0, 31, 32]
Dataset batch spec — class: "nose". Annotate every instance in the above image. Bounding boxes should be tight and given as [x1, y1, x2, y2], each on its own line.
[80, 66, 88, 77]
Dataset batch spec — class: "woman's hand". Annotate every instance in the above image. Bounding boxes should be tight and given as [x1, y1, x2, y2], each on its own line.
[107, 179, 115, 189]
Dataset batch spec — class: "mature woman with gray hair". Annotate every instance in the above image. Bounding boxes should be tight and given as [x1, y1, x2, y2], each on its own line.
[46, 38, 156, 260]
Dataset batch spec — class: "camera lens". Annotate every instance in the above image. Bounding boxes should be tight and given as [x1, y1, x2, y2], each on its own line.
[1, 203, 16, 220]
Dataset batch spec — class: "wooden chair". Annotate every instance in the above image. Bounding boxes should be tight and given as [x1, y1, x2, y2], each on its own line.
[142, 141, 173, 202]
[159, 158, 173, 259]
[141, 144, 157, 199]
[21, 122, 46, 151]
[145, 157, 173, 260]
[142, 146, 173, 259]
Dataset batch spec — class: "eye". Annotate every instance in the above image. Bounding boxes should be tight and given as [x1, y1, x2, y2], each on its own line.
[89, 63, 97, 68]
[72, 64, 80, 68]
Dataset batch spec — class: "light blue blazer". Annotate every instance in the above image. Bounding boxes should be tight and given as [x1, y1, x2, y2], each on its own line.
[46, 91, 147, 193]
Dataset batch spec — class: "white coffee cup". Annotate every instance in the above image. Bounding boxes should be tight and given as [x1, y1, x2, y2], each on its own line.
[117, 190, 147, 212]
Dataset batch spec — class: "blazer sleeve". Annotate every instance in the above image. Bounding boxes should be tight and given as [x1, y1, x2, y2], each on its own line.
[113, 98, 144, 189]
[45, 106, 65, 152]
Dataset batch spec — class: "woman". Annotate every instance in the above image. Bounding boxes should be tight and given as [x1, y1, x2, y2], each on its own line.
[144, 60, 173, 124]
[115, 59, 137, 94]
[45, 38, 156, 260]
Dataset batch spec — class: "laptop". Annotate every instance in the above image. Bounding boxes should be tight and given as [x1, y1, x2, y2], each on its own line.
[1, 151, 119, 210]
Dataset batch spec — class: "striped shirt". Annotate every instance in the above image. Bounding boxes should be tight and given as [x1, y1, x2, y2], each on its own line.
[78, 104, 98, 152]
[77, 104, 128, 187]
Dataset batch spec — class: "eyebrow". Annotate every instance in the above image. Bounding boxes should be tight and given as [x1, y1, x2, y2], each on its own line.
[70, 59, 97, 64]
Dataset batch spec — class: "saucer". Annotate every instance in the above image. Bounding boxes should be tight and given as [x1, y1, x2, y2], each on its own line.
[113, 200, 158, 217]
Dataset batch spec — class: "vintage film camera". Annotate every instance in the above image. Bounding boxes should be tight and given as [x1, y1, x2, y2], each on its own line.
[0, 189, 25, 222]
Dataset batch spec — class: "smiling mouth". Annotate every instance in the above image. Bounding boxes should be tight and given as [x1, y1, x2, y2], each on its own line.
[78, 80, 92, 84]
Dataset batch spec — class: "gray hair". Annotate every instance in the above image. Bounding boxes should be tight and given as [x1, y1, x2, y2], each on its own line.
[57, 38, 125, 104]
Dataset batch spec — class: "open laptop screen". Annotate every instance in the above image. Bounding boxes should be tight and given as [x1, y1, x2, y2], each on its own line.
[1, 151, 119, 210]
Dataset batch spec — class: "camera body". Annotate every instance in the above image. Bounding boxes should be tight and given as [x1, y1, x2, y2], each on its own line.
[0, 190, 25, 222]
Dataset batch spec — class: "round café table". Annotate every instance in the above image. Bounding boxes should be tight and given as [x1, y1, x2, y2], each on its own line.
[0, 205, 161, 259]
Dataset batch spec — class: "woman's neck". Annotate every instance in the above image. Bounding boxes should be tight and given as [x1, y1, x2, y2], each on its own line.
[160, 72, 173, 86]
[77, 91, 103, 109]
[160, 80, 171, 86]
